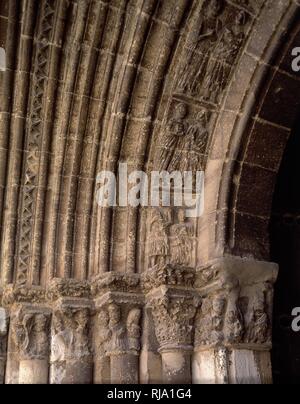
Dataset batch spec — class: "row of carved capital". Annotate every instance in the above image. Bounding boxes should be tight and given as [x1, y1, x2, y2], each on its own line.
[0, 257, 279, 356]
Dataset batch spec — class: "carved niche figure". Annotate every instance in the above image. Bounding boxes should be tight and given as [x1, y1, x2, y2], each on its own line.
[159, 103, 188, 172]
[51, 311, 72, 362]
[96, 310, 111, 357]
[107, 304, 127, 354]
[177, 0, 224, 94]
[169, 209, 194, 268]
[13, 311, 49, 359]
[126, 308, 142, 352]
[148, 209, 171, 269]
[73, 309, 90, 358]
[245, 297, 269, 344]
[183, 110, 209, 171]
[225, 307, 244, 344]
[195, 294, 226, 346]
[201, 11, 247, 103]
[32, 314, 50, 358]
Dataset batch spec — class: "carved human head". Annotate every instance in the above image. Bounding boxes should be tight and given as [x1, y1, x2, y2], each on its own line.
[98, 310, 109, 326]
[207, 0, 223, 18]
[127, 308, 142, 326]
[174, 103, 188, 120]
[197, 110, 207, 125]
[235, 10, 247, 26]
[212, 296, 226, 315]
[254, 299, 265, 317]
[34, 314, 48, 332]
[108, 304, 121, 325]
[53, 313, 64, 333]
[76, 309, 89, 329]
[177, 208, 186, 223]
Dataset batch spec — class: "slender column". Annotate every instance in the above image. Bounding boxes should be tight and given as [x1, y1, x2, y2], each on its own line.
[147, 286, 199, 384]
[193, 257, 278, 384]
[93, 309, 110, 384]
[0, 308, 8, 384]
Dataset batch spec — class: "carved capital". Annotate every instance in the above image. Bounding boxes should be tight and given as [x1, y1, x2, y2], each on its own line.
[2, 285, 46, 307]
[142, 264, 195, 292]
[47, 278, 91, 302]
[11, 308, 50, 361]
[91, 273, 140, 297]
[147, 287, 200, 351]
[95, 294, 142, 357]
[51, 307, 91, 362]
[194, 257, 278, 350]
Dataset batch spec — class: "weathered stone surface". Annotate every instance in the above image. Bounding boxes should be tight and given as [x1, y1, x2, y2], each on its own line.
[0, 0, 299, 384]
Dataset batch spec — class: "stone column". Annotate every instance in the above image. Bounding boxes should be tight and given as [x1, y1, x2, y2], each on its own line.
[147, 286, 199, 384]
[0, 308, 8, 384]
[50, 306, 92, 384]
[93, 309, 110, 384]
[10, 307, 51, 384]
[193, 257, 278, 384]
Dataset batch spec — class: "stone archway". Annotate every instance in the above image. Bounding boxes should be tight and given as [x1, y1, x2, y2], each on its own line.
[0, 0, 300, 384]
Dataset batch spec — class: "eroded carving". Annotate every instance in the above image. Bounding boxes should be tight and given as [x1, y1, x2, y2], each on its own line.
[12, 310, 50, 360]
[148, 292, 199, 349]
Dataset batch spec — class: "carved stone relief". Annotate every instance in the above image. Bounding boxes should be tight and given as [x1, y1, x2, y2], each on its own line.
[158, 103, 211, 173]
[12, 310, 50, 360]
[146, 207, 196, 273]
[176, 1, 251, 104]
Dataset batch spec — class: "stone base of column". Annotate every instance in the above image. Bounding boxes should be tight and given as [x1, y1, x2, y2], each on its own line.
[0, 357, 5, 384]
[193, 346, 272, 384]
[50, 359, 92, 384]
[110, 353, 139, 384]
[193, 348, 228, 384]
[140, 348, 162, 384]
[94, 356, 110, 384]
[5, 353, 19, 384]
[228, 347, 272, 384]
[19, 359, 48, 384]
[160, 347, 193, 384]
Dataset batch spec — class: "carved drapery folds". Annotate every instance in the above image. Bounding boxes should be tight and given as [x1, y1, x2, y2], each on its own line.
[50, 307, 92, 384]
[157, 102, 211, 173]
[94, 293, 143, 385]
[12, 310, 50, 361]
[194, 260, 275, 350]
[0, 256, 278, 384]
[193, 257, 278, 384]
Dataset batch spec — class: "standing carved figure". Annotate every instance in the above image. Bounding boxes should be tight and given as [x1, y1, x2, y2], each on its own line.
[96, 310, 111, 356]
[148, 209, 170, 269]
[170, 209, 194, 267]
[178, 0, 224, 94]
[74, 309, 90, 358]
[126, 308, 142, 352]
[32, 314, 49, 358]
[108, 304, 126, 353]
[245, 298, 269, 344]
[178, 110, 209, 171]
[201, 10, 247, 102]
[159, 103, 188, 172]
[225, 309, 244, 344]
[51, 311, 73, 362]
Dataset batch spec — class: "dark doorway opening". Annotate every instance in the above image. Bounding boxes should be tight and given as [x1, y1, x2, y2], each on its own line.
[271, 116, 300, 384]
